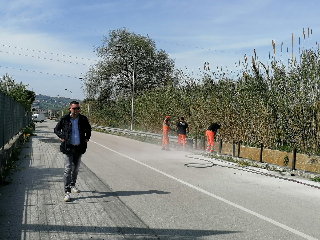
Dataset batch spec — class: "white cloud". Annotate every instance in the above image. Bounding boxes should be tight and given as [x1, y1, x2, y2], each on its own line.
[0, 24, 98, 99]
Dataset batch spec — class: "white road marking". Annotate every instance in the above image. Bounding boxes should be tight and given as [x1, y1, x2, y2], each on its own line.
[91, 140, 317, 240]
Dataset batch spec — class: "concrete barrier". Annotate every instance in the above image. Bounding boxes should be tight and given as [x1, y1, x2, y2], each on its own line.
[0, 133, 24, 183]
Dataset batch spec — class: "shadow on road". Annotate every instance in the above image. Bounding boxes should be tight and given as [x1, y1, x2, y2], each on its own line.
[77, 189, 170, 200]
[19, 223, 241, 239]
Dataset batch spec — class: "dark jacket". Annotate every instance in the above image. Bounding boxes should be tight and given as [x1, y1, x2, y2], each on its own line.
[207, 122, 221, 134]
[176, 121, 189, 135]
[54, 114, 91, 154]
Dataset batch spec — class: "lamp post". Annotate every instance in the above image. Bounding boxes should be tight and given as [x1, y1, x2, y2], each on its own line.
[79, 77, 90, 121]
[130, 61, 135, 131]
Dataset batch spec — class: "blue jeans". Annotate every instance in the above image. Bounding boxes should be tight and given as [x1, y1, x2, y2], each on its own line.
[63, 146, 82, 193]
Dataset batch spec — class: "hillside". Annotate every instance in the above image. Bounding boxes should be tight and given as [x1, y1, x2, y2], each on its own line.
[32, 94, 82, 110]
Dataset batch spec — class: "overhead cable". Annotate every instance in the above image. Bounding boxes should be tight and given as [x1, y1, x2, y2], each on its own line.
[1, 44, 98, 62]
[0, 65, 81, 79]
[0, 49, 91, 66]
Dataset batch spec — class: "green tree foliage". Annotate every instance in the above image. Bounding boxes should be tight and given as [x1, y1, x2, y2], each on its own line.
[82, 28, 175, 102]
[0, 73, 35, 111]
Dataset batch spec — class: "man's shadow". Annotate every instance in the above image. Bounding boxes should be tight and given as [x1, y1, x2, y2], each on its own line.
[73, 189, 170, 201]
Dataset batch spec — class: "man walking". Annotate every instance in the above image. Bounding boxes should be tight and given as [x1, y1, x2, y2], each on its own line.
[176, 117, 189, 150]
[54, 101, 91, 202]
[206, 122, 221, 153]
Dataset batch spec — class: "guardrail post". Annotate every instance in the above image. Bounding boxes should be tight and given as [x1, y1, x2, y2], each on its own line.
[292, 148, 297, 170]
[194, 136, 197, 149]
[237, 141, 241, 157]
[260, 143, 263, 162]
[219, 139, 222, 154]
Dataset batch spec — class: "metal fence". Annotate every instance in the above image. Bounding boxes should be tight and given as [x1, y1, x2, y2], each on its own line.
[0, 90, 32, 150]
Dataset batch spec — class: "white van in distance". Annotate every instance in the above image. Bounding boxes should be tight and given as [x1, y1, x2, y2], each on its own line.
[32, 113, 45, 123]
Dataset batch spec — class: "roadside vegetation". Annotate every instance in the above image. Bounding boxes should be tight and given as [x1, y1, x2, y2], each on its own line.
[0, 75, 35, 185]
[0, 74, 35, 112]
[81, 28, 320, 157]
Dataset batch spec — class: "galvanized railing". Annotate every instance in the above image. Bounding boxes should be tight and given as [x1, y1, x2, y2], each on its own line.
[92, 125, 194, 146]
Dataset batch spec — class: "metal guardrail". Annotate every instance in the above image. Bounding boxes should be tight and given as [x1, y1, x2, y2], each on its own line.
[92, 125, 194, 146]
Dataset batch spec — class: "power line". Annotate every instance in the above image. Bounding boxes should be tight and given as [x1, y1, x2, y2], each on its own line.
[0, 49, 91, 67]
[156, 39, 245, 57]
[1, 44, 98, 62]
[0, 12, 257, 60]
[2, 12, 317, 68]
[1, 13, 316, 75]
[0, 65, 81, 79]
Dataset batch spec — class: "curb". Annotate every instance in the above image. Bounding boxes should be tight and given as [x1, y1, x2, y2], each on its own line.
[185, 152, 320, 190]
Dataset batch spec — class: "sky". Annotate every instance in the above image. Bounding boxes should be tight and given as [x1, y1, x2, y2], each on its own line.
[0, 0, 319, 100]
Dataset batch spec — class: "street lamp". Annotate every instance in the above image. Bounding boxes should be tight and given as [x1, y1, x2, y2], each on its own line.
[79, 77, 90, 121]
[116, 44, 135, 131]
[130, 61, 135, 131]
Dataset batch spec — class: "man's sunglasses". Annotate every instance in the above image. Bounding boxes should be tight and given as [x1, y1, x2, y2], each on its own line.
[72, 107, 80, 110]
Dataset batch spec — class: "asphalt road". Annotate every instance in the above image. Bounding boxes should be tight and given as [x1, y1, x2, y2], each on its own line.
[81, 124, 320, 240]
[2, 120, 319, 239]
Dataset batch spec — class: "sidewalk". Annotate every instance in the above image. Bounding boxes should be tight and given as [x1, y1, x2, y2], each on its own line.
[0, 122, 158, 240]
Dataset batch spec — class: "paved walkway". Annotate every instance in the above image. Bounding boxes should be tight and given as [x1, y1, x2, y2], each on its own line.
[0, 123, 158, 240]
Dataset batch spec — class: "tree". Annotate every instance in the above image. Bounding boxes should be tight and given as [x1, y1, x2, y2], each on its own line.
[83, 28, 175, 101]
[0, 73, 35, 111]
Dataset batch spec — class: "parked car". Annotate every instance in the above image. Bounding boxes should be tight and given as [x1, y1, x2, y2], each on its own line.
[32, 114, 45, 123]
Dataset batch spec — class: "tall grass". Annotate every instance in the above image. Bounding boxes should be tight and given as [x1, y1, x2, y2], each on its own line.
[84, 32, 320, 155]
